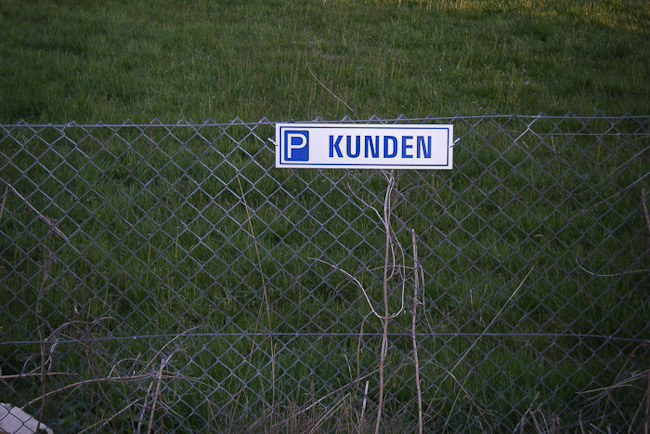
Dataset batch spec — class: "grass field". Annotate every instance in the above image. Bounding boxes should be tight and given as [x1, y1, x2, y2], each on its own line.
[1, 0, 650, 432]
[1, 0, 649, 123]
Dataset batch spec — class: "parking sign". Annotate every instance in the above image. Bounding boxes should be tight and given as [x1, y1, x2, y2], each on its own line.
[276, 123, 453, 170]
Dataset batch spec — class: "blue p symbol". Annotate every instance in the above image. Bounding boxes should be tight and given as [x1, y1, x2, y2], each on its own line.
[285, 130, 309, 161]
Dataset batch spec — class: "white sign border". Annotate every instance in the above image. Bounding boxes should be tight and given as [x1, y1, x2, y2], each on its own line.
[275, 123, 453, 170]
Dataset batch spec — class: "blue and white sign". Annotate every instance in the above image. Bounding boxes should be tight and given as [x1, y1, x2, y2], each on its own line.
[275, 123, 453, 169]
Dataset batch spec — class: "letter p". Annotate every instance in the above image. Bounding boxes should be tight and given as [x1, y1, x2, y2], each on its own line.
[284, 130, 309, 161]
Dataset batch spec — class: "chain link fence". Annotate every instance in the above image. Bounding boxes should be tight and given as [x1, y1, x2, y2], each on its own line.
[1, 114, 649, 432]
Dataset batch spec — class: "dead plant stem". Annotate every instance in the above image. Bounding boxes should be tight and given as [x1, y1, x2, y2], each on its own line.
[427, 267, 534, 418]
[308, 393, 350, 434]
[306, 62, 356, 114]
[25, 373, 173, 407]
[529, 410, 543, 434]
[146, 349, 179, 434]
[0, 372, 75, 380]
[270, 361, 407, 432]
[309, 257, 405, 320]
[358, 380, 369, 433]
[641, 187, 650, 249]
[375, 170, 395, 434]
[236, 175, 276, 426]
[77, 399, 142, 434]
[6, 182, 69, 242]
[643, 362, 650, 434]
[0, 184, 7, 222]
[448, 267, 533, 380]
[410, 228, 423, 434]
[36, 235, 54, 433]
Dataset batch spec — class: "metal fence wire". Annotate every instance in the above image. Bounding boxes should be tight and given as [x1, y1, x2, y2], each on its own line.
[0, 114, 649, 433]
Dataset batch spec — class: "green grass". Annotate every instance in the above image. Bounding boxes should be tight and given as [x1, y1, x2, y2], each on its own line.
[1, 0, 649, 432]
[1, 0, 649, 123]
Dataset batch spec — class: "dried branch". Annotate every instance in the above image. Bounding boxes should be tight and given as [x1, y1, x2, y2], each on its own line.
[580, 370, 649, 394]
[35, 234, 55, 433]
[233, 175, 276, 427]
[0, 184, 7, 222]
[641, 187, 650, 248]
[306, 62, 356, 114]
[146, 348, 180, 434]
[575, 256, 649, 277]
[514, 392, 539, 434]
[529, 410, 543, 434]
[137, 379, 155, 434]
[451, 267, 533, 374]
[345, 180, 398, 278]
[307, 392, 350, 434]
[77, 398, 143, 434]
[427, 267, 534, 417]
[375, 169, 395, 434]
[358, 381, 369, 433]
[410, 228, 423, 434]
[643, 368, 650, 434]
[25, 373, 175, 407]
[356, 312, 370, 384]
[47, 317, 115, 340]
[6, 182, 69, 242]
[0, 372, 76, 380]
[309, 257, 405, 320]
[270, 361, 407, 432]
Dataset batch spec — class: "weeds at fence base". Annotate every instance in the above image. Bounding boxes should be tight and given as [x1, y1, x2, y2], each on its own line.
[1, 115, 648, 431]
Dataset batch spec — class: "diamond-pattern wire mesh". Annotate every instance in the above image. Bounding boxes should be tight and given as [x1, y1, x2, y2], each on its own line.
[0, 115, 648, 432]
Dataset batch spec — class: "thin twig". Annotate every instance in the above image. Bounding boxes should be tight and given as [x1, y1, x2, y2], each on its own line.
[306, 62, 356, 114]
[575, 256, 649, 277]
[25, 373, 175, 407]
[6, 182, 69, 242]
[77, 398, 143, 434]
[514, 393, 539, 434]
[550, 414, 560, 434]
[580, 170, 650, 217]
[410, 229, 423, 434]
[590, 423, 608, 433]
[0, 372, 76, 380]
[47, 317, 115, 340]
[451, 267, 534, 374]
[345, 180, 398, 281]
[270, 361, 407, 431]
[391, 224, 408, 307]
[358, 381, 369, 434]
[236, 175, 276, 427]
[428, 356, 489, 422]
[375, 170, 395, 434]
[580, 341, 648, 430]
[136, 330, 202, 433]
[0, 184, 7, 222]
[444, 385, 465, 431]
[427, 267, 534, 416]
[141, 326, 202, 372]
[147, 348, 180, 434]
[641, 187, 650, 249]
[137, 379, 155, 434]
[529, 410, 543, 434]
[308, 393, 350, 434]
[35, 235, 54, 433]
[580, 371, 648, 395]
[381, 171, 402, 284]
[310, 257, 405, 320]
[356, 313, 370, 384]
[643, 364, 650, 434]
